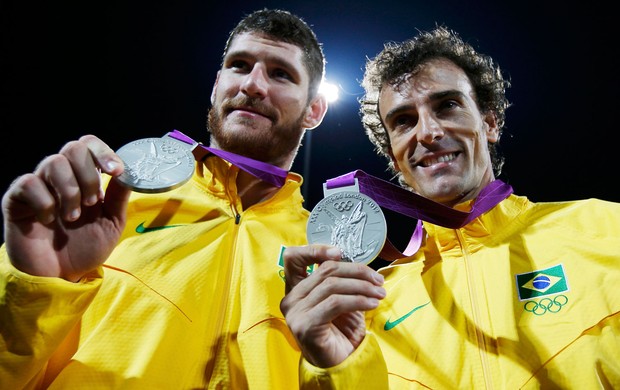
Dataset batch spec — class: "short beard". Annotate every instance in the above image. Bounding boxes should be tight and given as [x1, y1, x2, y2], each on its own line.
[207, 105, 306, 168]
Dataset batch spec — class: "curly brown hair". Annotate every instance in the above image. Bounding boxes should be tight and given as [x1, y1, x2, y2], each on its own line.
[360, 26, 511, 186]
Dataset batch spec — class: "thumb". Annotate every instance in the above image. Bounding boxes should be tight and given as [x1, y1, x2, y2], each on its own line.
[283, 244, 341, 293]
[102, 177, 131, 226]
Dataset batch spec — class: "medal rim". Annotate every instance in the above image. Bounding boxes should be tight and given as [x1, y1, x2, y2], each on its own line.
[115, 137, 195, 193]
[307, 190, 387, 265]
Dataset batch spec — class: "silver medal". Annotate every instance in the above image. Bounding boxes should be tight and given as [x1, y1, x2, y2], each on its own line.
[307, 190, 387, 265]
[115, 136, 195, 193]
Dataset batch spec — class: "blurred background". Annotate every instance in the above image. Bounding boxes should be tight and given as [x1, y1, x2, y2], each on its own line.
[1, 1, 617, 248]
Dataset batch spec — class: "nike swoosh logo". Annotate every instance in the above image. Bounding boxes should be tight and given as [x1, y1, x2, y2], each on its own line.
[384, 301, 431, 331]
[135, 221, 185, 234]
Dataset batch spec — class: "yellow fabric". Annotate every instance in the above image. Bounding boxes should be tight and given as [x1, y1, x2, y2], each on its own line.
[1, 156, 307, 389]
[300, 194, 620, 389]
[299, 334, 388, 389]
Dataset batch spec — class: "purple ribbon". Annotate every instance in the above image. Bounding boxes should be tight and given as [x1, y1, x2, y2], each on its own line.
[327, 170, 513, 228]
[165, 129, 513, 259]
[326, 170, 513, 259]
[167, 129, 288, 188]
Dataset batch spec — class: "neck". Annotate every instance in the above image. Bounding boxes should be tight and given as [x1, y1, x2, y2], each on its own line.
[236, 169, 281, 209]
[447, 173, 496, 208]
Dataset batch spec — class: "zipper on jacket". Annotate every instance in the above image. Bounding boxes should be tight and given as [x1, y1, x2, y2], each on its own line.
[457, 228, 495, 390]
[207, 166, 243, 385]
[223, 166, 242, 225]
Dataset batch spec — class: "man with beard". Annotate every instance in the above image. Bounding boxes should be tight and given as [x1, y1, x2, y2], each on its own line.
[0, 8, 328, 389]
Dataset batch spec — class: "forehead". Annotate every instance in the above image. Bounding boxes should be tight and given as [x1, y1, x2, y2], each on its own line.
[225, 32, 305, 69]
[381, 58, 473, 101]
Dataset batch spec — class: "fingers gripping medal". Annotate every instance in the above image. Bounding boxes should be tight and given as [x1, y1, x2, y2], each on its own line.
[307, 179, 387, 265]
[115, 135, 195, 193]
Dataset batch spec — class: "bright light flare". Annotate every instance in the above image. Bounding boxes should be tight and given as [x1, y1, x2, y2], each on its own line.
[319, 81, 339, 103]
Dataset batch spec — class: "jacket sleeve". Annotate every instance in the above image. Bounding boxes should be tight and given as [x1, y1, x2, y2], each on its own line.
[0, 249, 102, 389]
[299, 332, 389, 389]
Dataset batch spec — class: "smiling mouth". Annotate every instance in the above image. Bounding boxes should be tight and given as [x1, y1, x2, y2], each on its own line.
[230, 106, 259, 116]
[228, 106, 273, 123]
[418, 152, 458, 167]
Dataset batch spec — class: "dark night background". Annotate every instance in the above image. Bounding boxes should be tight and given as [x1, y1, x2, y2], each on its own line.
[1, 1, 618, 249]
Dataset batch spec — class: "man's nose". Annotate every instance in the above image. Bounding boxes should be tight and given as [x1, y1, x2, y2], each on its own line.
[415, 114, 444, 144]
[240, 65, 268, 98]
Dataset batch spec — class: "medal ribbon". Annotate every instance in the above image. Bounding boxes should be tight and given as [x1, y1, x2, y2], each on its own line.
[325, 170, 513, 259]
[166, 130, 513, 260]
[167, 129, 288, 187]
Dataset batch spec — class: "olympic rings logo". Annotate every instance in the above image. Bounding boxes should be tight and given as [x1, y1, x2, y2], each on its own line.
[333, 201, 354, 212]
[161, 144, 181, 154]
[523, 295, 568, 316]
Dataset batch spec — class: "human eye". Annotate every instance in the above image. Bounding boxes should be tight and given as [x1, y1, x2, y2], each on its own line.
[228, 59, 250, 73]
[390, 114, 415, 133]
[439, 99, 459, 111]
[271, 68, 294, 81]
[435, 99, 462, 117]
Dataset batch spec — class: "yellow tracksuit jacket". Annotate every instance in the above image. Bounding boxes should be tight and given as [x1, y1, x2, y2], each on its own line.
[301, 194, 620, 389]
[0, 156, 308, 389]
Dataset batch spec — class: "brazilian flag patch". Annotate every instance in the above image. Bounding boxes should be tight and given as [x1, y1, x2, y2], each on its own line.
[515, 264, 569, 300]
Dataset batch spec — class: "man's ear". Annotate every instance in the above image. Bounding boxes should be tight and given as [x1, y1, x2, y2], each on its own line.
[302, 94, 328, 130]
[210, 71, 221, 104]
[484, 111, 499, 143]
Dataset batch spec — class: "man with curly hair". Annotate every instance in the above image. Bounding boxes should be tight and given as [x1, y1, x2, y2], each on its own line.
[280, 26, 620, 389]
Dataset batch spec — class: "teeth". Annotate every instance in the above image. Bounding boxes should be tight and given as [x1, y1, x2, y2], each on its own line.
[421, 153, 456, 167]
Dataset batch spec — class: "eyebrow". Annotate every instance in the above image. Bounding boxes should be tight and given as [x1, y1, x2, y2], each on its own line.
[383, 89, 466, 122]
[225, 50, 302, 81]
[432, 89, 466, 101]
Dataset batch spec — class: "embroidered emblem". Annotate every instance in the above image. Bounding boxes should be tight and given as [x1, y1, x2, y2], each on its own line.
[523, 295, 569, 315]
[384, 301, 431, 331]
[516, 264, 569, 300]
[135, 221, 185, 233]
